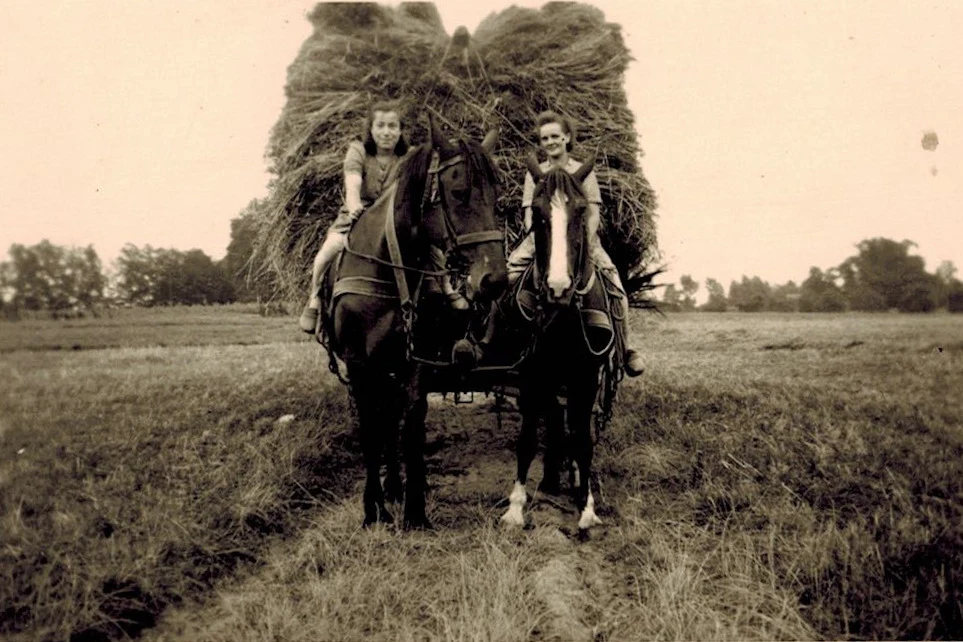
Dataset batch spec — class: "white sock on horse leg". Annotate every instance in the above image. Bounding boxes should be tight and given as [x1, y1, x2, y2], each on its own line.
[500, 481, 527, 526]
[578, 489, 602, 530]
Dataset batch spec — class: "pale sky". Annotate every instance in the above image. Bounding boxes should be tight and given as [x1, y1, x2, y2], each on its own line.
[1, 0, 960, 291]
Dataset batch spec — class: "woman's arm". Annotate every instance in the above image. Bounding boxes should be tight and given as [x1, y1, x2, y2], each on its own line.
[342, 141, 366, 213]
[521, 171, 535, 231]
[344, 173, 363, 213]
[583, 169, 603, 240]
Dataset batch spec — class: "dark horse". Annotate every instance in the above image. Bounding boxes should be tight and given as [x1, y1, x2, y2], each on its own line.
[324, 118, 506, 529]
[497, 155, 613, 535]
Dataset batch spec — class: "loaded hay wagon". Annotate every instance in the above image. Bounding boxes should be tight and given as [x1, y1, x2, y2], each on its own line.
[253, 1, 659, 431]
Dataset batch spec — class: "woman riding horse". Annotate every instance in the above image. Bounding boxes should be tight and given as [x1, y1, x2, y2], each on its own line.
[508, 111, 644, 376]
[498, 154, 610, 534]
[457, 111, 645, 375]
[325, 116, 506, 529]
[300, 101, 468, 334]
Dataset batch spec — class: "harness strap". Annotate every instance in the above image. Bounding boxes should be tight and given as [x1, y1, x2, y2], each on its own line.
[383, 193, 411, 309]
[457, 230, 503, 246]
[332, 276, 398, 300]
[575, 268, 597, 296]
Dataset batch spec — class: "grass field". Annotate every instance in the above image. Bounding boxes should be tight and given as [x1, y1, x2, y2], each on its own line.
[1, 308, 961, 640]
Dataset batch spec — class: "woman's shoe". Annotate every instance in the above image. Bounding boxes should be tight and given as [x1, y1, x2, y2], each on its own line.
[624, 349, 645, 377]
[299, 306, 319, 334]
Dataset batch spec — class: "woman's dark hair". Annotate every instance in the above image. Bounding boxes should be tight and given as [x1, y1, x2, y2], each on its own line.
[362, 101, 409, 156]
[535, 110, 576, 152]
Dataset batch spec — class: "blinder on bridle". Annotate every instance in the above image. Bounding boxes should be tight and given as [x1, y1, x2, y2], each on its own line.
[421, 146, 502, 260]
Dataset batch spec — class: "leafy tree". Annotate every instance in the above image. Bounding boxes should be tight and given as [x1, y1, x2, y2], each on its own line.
[947, 280, 963, 313]
[66, 246, 108, 312]
[115, 244, 235, 306]
[768, 281, 800, 312]
[702, 278, 727, 312]
[838, 238, 938, 312]
[679, 274, 699, 311]
[728, 276, 771, 312]
[178, 249, 235, 305]
[115, 244, 161, 306]
[3, 241, 106, 314]
[933, 260, 959, 309]
[0, 260, 17, 318]
[223, 199, 274, 302]
[935, 260, 957, 285]
[661, 283, 681, 311]
[799, 267, 846, 312]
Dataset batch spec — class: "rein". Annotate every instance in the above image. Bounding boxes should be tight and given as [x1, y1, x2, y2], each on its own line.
[332, 145, 504, 371]
[425, 152, 503, 252]
[342, 150, 501, 276]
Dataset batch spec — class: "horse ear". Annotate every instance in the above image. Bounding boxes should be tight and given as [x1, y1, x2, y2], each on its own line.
[573, 155, 596, 183]
[525, 153, 543, 182]
[428, 113, 458, 156]
[481, 128, 499, 153]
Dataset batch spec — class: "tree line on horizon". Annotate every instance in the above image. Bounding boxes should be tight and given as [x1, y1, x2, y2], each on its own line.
[662, 238, 963, 313]
[2, 210, 961, 318]
[0, 201, 273, 319]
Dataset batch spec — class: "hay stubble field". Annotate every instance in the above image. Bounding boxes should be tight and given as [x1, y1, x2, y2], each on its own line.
[1, 306, 961, 640]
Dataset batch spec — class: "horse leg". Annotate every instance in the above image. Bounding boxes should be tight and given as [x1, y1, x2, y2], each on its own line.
[383, 411, 404, 504]
[351, 364, 394, 527]
[538, 395, 565, 496]
[401, 368, 431, 530]
[501, 378, 540, 527]
[569, 369, 602, 532]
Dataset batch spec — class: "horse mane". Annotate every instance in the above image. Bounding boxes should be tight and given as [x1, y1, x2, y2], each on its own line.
[392, 137, 500, 220]
[460, 139, 500, 194]
[538, 166, 585, 203]
[394, 143, 434, 220]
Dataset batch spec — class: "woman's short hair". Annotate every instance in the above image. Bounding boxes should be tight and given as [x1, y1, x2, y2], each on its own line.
[363, 100, 409, 156]
[535, 110, 577, 152]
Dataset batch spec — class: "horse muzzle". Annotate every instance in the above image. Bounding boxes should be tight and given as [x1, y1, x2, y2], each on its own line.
[464, 247, 508, 304]
[542, 279, 575, 307]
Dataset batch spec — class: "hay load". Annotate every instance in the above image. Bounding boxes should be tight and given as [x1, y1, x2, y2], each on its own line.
[255, 1, 658, 302]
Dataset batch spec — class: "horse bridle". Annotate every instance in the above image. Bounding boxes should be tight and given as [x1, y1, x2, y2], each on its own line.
[424, 151, 503, 257]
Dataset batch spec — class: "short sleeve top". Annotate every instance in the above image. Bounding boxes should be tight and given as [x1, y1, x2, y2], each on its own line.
[521, 157, 603, 208]
[343, 140, 402, 206]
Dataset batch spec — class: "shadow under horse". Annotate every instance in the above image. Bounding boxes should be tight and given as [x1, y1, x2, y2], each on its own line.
[486, 155, 617, 535]
[321, 117, 506, 529]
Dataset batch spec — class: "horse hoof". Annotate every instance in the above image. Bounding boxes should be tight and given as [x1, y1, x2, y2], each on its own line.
[500, 509, 525, 527]
[576, 528, 592, 543]
[403, 515, 433, 531]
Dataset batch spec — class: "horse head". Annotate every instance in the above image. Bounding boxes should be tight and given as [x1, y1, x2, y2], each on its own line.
[525, 154, 595, 307]
[421, 115, 507, 305]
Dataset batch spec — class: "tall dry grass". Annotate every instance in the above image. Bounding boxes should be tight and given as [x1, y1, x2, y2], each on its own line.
[2, 309, 961, 640]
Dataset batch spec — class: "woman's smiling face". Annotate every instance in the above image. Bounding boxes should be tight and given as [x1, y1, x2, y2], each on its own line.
[370, 110, 401, 153]
[539, 121, 570, 159]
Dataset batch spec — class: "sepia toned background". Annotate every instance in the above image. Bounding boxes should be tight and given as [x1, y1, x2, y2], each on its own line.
[2, 0, 961, 293]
